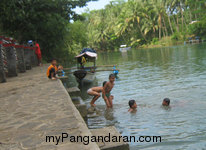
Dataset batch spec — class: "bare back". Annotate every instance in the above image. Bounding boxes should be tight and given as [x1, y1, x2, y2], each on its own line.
[91, 86, 103, 93]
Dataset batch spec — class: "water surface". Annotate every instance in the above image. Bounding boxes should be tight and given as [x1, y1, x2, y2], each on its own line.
[67, 43, 206, 150]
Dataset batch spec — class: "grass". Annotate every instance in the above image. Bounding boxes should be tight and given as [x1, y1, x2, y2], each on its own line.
[140, 36, 184, 49]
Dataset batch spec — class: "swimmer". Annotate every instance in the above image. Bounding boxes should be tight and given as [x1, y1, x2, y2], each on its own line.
[162, 98, 170, 106]
[128, 100, 137, 113]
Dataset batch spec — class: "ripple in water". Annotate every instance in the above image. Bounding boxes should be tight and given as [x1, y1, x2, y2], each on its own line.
[75, 43, 206, 150]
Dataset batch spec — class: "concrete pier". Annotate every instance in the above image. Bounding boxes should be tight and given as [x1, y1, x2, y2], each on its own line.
[71, 96, 87, 119]
[0, 66, 99, 150]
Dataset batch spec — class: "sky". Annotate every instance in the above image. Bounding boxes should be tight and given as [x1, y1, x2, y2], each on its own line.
[74, 0, 113, 14]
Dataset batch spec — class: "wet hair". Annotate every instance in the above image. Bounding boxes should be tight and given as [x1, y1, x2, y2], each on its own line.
[103, 81, 107, 87]
[109, 74, 115, 79]
[163, 98, 170, 105]
[128, 100, 136, 108]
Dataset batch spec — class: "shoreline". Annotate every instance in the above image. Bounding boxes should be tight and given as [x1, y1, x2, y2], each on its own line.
[96, 39, 185, 52]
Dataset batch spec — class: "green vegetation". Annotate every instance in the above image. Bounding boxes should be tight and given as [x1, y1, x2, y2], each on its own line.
[83, 0, 206, 50]
[0, 0, 96, 61]
[0, 0, 206, 61]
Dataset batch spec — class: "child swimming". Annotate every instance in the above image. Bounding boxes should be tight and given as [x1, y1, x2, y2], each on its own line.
[128, 100, 137, 112]
[102, 74, 115, 108]
[88, 81, 107, 107]
[162, 98, 170, 106]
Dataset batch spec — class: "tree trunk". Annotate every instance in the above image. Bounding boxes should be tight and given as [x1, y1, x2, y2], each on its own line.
[137, 23, 147, 41]
[162, 27, 165, 38]
[180, 7, 184, 32]
[172, 15, 178, 32]
[183, 17, 187, 29]
[189, 11, 192, 22]
[163, 16, 168, 37]
[176, 15, 179, 32]
[159, 14, 162, 40]
[167, 13, 174, 34]
[195, 0, 198, 21]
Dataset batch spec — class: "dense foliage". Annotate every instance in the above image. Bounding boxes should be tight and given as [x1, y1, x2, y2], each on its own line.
[0, 0, 206, 61]
[84, 0, 206, 50]
[0, 0, 96, 61]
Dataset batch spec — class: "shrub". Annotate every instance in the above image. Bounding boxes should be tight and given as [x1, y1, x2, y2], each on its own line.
[171, 32, 182, 41]
[152, 38, 159, 44]
[188, 19, 206, 38]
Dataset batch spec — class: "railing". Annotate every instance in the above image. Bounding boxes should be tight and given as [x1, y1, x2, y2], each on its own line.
[0, 36, 38, 83]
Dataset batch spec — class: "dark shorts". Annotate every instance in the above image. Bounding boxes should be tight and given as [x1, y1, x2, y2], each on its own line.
[102, 93, 111, 99]
[48, 67, 56, 79]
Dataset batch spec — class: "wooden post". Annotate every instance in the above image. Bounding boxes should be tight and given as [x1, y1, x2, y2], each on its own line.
[94, 58, 96, 71]
[31, 47, 37, 67]
[0, 40, 6, 82]
[24, 46, 32, 70]
[4, 43, 18, 77]
[15, 45, 26, 73]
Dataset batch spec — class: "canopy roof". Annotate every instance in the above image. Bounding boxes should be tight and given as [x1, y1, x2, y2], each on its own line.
[75, 51, 97, 58]
[75, 48, 97, 58]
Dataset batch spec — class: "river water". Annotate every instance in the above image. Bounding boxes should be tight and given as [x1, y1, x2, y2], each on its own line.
[67, 43, 206, 150]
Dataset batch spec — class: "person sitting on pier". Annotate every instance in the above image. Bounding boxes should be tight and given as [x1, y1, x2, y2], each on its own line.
[128, 100, 137, 113]
[47, 59, 62, 80]
[162, 98, 170, 106]
[88, 81, 107, 107]
[102, 74, 115, 108]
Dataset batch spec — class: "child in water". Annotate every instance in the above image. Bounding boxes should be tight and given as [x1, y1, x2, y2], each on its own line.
[162, 98, 170, 106]
[128, 100, 137, 112]
[102, 74, 115, 108]
[88, 81, 107, 107]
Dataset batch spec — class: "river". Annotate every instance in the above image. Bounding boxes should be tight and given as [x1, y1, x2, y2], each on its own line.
[67, 43, 206, 150]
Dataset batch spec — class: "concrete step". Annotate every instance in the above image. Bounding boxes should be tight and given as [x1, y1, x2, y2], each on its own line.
[66, 87, 81, 97]
[71, 96, 82, 105]
[71, 96, 87, 119]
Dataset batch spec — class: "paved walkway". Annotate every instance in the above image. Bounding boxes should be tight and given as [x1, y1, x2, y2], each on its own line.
[0, 66, 99, 150]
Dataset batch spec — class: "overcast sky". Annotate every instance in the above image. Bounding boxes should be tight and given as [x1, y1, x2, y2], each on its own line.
[74, 0, 113, 14]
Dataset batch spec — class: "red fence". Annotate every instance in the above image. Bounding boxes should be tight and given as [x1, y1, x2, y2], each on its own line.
[0, 36, 38, 83]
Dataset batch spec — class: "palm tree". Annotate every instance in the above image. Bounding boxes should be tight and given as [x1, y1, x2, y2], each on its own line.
[165, 0, 174, 34]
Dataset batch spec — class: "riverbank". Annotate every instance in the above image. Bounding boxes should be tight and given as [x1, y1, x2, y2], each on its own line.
[139, 37, 184, 49]
[0, 65, 99, 149]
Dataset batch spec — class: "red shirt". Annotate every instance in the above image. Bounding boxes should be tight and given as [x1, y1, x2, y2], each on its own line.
[35, 43, 42, 59]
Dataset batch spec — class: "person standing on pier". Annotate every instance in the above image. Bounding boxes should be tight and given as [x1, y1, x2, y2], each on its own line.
[34, 41, 42, 66]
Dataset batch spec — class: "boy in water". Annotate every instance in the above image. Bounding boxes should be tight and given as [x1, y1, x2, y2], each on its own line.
[128, 100, 137, 112]
[102, 74, 115, 108]
[88, 81, 107, 107]
[162, 98, 170, 106]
